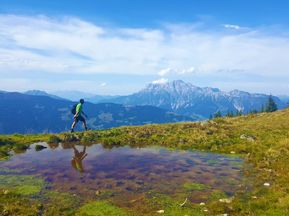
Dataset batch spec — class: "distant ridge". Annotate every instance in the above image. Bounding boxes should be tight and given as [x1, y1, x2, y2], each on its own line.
[99, 80, 286, 119]
[24, 90, 68, 101]
[0, 92, 194, 134]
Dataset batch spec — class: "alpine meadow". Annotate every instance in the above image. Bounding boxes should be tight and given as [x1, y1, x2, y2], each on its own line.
[1, 0, 289, 215]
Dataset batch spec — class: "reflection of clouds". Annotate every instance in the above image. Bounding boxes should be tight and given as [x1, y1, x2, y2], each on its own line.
[3, 142, 244, 200]
[105, 145, 163, 157]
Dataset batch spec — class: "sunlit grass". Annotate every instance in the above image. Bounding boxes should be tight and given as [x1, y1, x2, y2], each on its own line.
[0, 108, 289, 214]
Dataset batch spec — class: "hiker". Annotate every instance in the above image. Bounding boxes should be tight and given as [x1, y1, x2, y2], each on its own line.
[71, 144, 87, 173]
[71, 99, 88, 132]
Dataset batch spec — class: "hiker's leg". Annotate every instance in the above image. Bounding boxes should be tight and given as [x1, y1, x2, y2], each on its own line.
[71, 119, 77, 129]
[71, 118, 78, 132]
[82, 119, 88, 131]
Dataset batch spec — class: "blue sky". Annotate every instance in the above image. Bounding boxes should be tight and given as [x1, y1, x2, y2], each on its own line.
[0, 0, 289, 95]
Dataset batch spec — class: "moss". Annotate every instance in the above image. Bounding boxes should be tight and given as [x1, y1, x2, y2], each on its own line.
[13, 143, 29, 153]
[0, 173, 81, 215]
[0, 174, 46, 215]
[0, 108, 289, 214]
[0, 174, 45, 196]
[76, 201, 129, 216]
[62, 133, 80, 142]
[183, 183, 209, 191]
[48, 134, 62, 143]
[145, 192, 205, 216]
[0, 193, 42, 216]
[43, 191, 80, 215]
[13, 185, 42, 196]
[0, 150, 10, 160]
[35, 144, 47, 151]
[209, 190, 228, 200]
[81, 131, 98, 143]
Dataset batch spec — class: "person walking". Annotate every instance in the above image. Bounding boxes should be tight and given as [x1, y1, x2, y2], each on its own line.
[71, 99, 88, 132]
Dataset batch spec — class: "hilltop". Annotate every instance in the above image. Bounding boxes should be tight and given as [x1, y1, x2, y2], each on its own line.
[0, 92, 193, 134]
[99, 80, 286, 119]
[1, 108, 289, 215]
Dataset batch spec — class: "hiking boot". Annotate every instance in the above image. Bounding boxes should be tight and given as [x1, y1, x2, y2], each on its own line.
[70, 128, 74, 133]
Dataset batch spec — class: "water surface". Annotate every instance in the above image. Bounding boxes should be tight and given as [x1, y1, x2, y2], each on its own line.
[1, 143, 244, 205]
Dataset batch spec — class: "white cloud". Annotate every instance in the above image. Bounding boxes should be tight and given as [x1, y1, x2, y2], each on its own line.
[158, 68, 174, 76]
[158, 67, 195, 76]
[180, 67, 195, 74]
[100, 82, 107, 87]
[0, 78, 139, 95]
[152, 78, 169, 84]
[223, 24, 241, 30]
[0, 14, 289, 85]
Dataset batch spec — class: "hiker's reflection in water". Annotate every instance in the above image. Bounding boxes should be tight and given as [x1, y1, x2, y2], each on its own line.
[71, 145, 88, 173]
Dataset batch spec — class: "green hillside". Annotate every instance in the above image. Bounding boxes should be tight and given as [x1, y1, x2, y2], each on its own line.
[1, 108, 289, 215]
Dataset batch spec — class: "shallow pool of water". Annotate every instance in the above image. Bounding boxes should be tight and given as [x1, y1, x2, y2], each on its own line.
[1, 143, 244, 204]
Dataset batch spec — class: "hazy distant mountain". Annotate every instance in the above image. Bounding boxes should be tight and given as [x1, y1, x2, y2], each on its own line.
[101, 80, 286, 119]
[278, 95, 289, 104]
[85, 95, 120, 103]
[25, 90, 67, 101]
[51, 90, 96, 102]
[0, 92, 193, 134]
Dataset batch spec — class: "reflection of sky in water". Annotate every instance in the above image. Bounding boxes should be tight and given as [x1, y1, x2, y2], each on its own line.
[1, 143, 244, 203]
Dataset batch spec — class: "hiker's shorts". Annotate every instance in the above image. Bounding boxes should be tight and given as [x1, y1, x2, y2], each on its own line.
[75, 115, 85, 123]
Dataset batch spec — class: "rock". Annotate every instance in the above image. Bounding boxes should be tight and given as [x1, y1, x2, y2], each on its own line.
[206, 130, 214, 135]
[95, 190, 101, 196]
[240, 134, 256, 142]
[200, 202, 205, 205]
[48, 135, 62, 143]
[156, 210, 164, 214]
[62, 133, 80, 142]
[3, 190, 9, 195]
[200, 121, 209, 126]
[35, 144, 47, 151]
[219, 197, 234, 203]
[264, 182, 270, 187]
[230, 151, 235, 154]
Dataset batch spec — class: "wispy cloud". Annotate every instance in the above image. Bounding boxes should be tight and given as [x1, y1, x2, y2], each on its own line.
[223, 24, 242, 30]
[100, 82, 107, 87]
[0, 14, 289, 94]
[152, 78, 169, 84]
[158, 67, 195, 76]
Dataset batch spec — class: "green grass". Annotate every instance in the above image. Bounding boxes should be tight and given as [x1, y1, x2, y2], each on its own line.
[144, 192, 205, 216]
[76, 201, 129, 216]
[1, 108, 289, 214]
[183, 183, 209, 191]
[0, 174, 45, 196]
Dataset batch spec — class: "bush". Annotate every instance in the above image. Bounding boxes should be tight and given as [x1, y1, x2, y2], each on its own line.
[48, 135, 62, 143]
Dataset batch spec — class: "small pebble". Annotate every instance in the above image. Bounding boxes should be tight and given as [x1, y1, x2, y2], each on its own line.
[3, 190, 9, 195]
[200, 202, 205, 206]
[203, 209, 208, 212]
[156, 210, 164, 214]
[230, 151, 235, 154]
[219, 198, 233, 203]
[264, 182, 270, 187]
[252, 196, 257, 199]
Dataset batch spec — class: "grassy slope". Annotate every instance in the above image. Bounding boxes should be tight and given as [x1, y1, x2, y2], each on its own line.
[1, 108, 289, 215]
